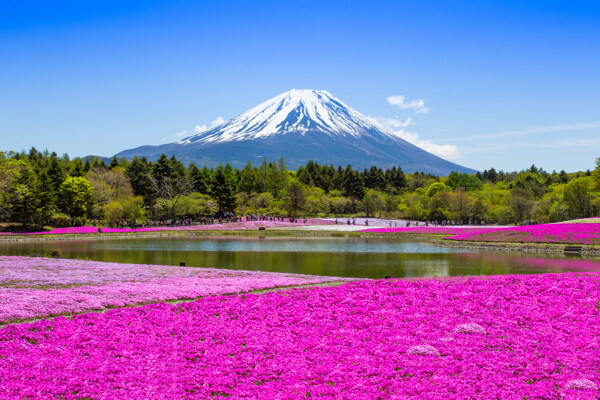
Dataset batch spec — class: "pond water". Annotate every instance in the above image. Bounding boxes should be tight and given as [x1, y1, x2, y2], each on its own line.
[1, 236, 599, 279]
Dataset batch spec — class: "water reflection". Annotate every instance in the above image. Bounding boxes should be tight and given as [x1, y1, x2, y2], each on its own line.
[456, 252, 600, 273]
[0, 236, 598, 279]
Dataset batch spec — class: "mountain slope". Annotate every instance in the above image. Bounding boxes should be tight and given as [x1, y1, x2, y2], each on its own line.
[115, 89, 475, 175]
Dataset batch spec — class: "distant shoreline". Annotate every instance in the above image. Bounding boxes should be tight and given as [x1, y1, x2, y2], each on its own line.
[432, 239, 600, 256]
[1, 228, 599, 256]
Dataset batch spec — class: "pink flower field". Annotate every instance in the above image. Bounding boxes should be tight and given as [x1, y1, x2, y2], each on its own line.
[0, 219, 334, 236]
[448, 223, 600, 245]
[0, 256, 347, 324]
[360, 226, 500, 235]
[1, 273, 599, 399]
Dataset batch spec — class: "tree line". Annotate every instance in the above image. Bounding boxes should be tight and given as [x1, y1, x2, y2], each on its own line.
[0, 148, 598, 228]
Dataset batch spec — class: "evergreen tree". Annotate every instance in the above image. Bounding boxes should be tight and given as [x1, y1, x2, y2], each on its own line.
[237, 161, 258, 193]
[70, 158, 86, 177]
[34, 168, 57, 226]
[153, 154, 173, 186]
[47, 153, 67, 194]
[283, 179, 305, 216]
[109, 156, 119, 169]
[89, 157, 107, 169]
[364, 166, 386, 190]
[211, 166, 236, 213]
[197, 166, 213, 194]
[342, 165, 365, 199]
[125, 157, 155, 206]
[385, 166, 407, 193]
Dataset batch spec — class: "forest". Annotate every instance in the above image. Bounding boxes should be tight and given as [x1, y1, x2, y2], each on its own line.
[0, 148, 599, 228]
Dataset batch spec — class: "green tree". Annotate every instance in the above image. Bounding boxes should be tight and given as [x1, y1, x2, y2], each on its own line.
[103, 201, 125, 227]
[47, 153, 67, 194]
[174, 193, 217, 218]
[87, 167, 134, 218]
[283, 179, 306, 216]
[0, 156, 38, 225]
[563, 177, 594, 219]
[122, 196, 147, 226]
[449, 188, 472, 222]
[426, 182, 449, 198]
[211, 166, 236, 213]
[509, 189, 534, 222]
[446, 171, 483, 191]
[342, 166, 365, 200]
[59, 176, 94, 224]
[237, 161, 258, 193]
[385, 166, 407, 194]
[593, 158, 600, 191]
[364, 166, 386, 191]
[303, 187, 327, 215]
[125, 157, 155, 206]
[362, 189, 385, 217]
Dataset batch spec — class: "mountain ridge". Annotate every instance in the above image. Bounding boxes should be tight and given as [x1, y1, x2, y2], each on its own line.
[115, 89, 476, 175]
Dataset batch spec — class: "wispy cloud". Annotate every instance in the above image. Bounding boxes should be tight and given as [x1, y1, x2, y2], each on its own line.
[449, 122, 600, 142]
[368, 116, 415, 129]
[460, 136, 600, 155]
[372, 116, 459, 160]
[193, 116, 227, 134]
[396, 131, 460, 160]
[173, 116, 227, 140]
[387, 95, 429, 114]
[172, 130, 189, 139]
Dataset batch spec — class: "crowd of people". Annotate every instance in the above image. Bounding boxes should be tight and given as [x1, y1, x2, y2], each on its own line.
[137, 214, 309, 228]
[245, 215, 306, 223]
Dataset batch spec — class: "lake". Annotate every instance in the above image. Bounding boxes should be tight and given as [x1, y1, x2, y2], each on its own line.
[1, 236, 599, 279]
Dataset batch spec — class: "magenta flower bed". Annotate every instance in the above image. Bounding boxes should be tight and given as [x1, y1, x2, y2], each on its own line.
[448, 223, 600, 245]
[0, 219, 334, 236]
[360, 226, 500, 235]
[0, 256, 347, 323]
[1, 273, 599, 399]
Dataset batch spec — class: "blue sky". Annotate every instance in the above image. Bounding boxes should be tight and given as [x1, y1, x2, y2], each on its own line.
[1, 0, 599, 172]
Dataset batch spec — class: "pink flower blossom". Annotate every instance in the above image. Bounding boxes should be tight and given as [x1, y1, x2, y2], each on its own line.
[407, 345, 440, 356]
[0, 256, 349, 323]
[2, 272, 599, 398]
[360, 226, 497, 234]
[564, 379, 598, 390]
[0, 219, 334, 236]
[448, 223, 600, 245]
[454, 323, 486, 334]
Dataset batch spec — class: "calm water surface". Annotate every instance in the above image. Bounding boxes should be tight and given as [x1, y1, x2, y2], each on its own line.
[1, 236, 599, 279]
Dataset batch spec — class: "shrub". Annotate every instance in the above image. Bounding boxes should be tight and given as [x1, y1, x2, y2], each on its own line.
[48, 213, 71, 228]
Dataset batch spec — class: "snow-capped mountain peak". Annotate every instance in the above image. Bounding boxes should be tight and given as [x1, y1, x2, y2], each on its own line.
[115, 89, 476, 175]
[178, 89, 397, 145]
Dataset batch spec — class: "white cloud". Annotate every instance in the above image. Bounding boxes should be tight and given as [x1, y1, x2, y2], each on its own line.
[193, 125, 207, 134]
[394, 130, 460, 160]
[173, 116, 228, 139]
[173, 130, 189, 139]
[194, 116, 226, 134]
[210, 116, 226, 126]
[369, 116, 415, 129]
[370, 114, 458, 160]
[387, 95, 429, 114]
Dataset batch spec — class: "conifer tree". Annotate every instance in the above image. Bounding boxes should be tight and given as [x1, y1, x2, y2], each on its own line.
[211, 166, 236, 213]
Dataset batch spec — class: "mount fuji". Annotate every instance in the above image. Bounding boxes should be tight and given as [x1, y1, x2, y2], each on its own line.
[115, 89, 475, 175]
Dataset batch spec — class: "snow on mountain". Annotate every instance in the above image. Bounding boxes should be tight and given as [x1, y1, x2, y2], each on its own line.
[115, 89, 476, 175]
[178, 89, 398, 145]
